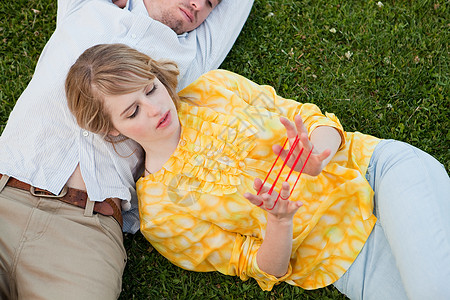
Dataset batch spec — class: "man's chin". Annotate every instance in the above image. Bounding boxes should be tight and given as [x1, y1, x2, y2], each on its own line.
[172, 25, 189, 35]
[159, 17, 185, 34]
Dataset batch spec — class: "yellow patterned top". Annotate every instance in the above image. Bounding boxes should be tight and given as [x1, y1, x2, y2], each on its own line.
[137, 70, 380, 290]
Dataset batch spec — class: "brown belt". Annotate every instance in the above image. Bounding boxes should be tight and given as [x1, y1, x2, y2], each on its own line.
[0, 174, 123, 228]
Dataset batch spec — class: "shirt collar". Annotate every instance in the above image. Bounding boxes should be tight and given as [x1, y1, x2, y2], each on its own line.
[126, 0, 149, 17]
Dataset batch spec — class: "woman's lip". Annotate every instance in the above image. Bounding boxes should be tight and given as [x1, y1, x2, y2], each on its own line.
[157, 111, 171, 129]
[179, 7, 193, 23]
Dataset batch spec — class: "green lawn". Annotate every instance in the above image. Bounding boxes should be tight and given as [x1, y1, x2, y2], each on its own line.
[1, 0, 448, 299]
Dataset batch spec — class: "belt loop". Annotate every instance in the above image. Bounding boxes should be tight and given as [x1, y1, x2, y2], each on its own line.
[84, 198, 95, 217]
[0, 175, 10, 193]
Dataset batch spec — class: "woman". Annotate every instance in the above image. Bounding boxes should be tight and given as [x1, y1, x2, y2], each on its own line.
[65, 43, 450, 299]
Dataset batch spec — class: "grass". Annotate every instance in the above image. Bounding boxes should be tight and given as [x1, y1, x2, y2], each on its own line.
[1, 0, 449, 299]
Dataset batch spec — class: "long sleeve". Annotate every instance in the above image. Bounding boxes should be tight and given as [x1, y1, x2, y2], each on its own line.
[199, 0, 254, 71]
[180, 1, 254, 86]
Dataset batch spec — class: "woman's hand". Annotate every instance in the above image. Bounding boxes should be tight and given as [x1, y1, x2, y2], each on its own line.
[244, 178, 302, 277]
[244, 178, 302, 222]
[273, 115, 334, 176]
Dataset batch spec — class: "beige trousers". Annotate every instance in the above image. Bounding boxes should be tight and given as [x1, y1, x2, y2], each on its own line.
[0, 182, 126, 300]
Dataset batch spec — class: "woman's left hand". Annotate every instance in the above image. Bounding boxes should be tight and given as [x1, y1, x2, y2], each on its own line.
[273, 115, 332, 176]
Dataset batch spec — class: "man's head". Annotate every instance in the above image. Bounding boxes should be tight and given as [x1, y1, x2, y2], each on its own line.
[143, 0, 221, 34]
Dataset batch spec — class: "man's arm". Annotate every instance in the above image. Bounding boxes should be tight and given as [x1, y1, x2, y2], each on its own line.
[181, 0, 254, 85]
[56, 0, 88, 25]
[200, 0, 254, 70]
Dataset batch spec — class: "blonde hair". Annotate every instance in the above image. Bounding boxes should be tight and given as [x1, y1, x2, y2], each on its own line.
[65, 43, 180, 137]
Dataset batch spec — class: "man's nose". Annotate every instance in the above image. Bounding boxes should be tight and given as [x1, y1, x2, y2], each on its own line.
[189, 0, 204, 10]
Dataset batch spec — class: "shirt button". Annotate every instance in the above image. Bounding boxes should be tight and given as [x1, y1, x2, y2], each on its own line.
[131, 33, 137, 39]
[82, 131, 89, 137]
[179, 139, 186, 146]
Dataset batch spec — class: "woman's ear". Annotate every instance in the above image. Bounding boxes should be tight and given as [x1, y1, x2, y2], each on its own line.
[109, 129, 121, 136]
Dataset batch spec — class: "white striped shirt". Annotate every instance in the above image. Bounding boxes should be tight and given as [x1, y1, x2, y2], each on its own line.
[0, 0, 253, 233]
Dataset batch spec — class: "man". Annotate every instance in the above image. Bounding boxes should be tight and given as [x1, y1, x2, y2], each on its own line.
[0, 0, 253, 298]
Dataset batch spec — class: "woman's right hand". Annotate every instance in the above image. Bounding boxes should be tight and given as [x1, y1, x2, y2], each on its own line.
[244, 178, 302, 277]
[244, 178, 303, 222]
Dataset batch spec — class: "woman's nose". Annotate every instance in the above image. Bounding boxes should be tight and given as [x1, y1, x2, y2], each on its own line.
[144, 102, 162, 117]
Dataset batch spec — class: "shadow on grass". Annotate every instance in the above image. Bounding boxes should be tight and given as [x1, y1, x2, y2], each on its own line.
[120, 233, 348, 300]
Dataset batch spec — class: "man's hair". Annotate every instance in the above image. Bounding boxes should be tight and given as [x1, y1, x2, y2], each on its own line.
[65, 43, 180, 137]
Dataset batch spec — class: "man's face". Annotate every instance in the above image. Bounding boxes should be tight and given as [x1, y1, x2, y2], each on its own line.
[144, 0, 220, 34]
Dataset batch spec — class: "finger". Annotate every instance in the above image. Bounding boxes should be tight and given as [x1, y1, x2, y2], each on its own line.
[294, 200, 304, 208]
[272, 144, 284, 156]
[254, 178, 268, 194]
[294, 115, 309, 137]
[261, 193, 274, 210]
[253, 178, 271, 195]
[243, 192, 263, 207]
[316, 148, 332, 162]
[298, 131, 312, 152]
[280, 117, 298, 142]
[279, 181, 291, 200]
[272, 144, 291, 159]
[282, 117, 311, 157]
[279, 181, 304, 209]
[294, 116, 314, 149]
[272, 145, 298, 167]
[253, 178, 262, 190]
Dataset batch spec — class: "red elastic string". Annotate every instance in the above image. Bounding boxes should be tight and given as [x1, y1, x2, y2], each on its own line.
[288, 145, 314, 197]
[257, 138, 288, 196]
[256, 137, 314, 209]
[257, 138, 289, 207]
[267, 145, 313, 210]
[258, 136, 298, 208]
[267, 136, 299, 195]
[285, 147, 304, 182]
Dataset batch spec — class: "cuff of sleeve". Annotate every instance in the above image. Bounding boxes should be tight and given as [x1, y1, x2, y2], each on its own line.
[307, 112, 346, 150]
[252, 259, 293, 291]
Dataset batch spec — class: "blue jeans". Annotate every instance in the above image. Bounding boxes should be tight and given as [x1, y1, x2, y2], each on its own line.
[333, 140, 450, 300]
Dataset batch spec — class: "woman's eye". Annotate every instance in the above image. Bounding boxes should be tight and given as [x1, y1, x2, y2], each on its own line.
[146, 84, 158, 96]
[128, 106, 139, 119]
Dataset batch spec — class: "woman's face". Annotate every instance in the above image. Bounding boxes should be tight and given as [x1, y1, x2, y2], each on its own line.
[105, 77, 180, 149]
